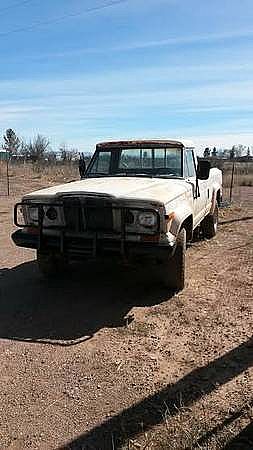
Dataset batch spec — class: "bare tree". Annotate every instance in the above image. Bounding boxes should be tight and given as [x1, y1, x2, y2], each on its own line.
[231, 144, 246, 158]
[237, 144, 246, 157]
[29, 134, 50, 162]
[59, 143, 69, 162]
[60, 144, 79, 162]
[46, 151, 57, 162]
[18, 138, 30, 160]
[230, 148, 235, 160]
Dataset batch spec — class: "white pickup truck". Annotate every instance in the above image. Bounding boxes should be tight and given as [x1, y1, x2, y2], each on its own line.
[12, 139, 222, 291]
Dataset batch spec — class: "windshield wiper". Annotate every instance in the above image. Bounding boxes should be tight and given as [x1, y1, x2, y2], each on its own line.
[153, 174, 178, 178]
[86, 172, 110, 177]
[113, 173, 152, 177]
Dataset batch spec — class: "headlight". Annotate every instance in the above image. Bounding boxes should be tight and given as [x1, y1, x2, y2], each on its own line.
[27, 205, 39, 223]
[46, 207, 58, 221]
[26, 204, 60, 225]
[138, 211, 157, 228]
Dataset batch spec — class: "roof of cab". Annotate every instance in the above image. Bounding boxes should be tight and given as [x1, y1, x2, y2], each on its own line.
[96, 139, 194, 149]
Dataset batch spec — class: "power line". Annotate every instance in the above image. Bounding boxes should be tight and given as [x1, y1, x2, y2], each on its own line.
[0, 0, 36, 16]
[0, 0, 130, 37]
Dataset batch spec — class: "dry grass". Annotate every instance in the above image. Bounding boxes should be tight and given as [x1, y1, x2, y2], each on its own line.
[0, 160, 252, 197]
[13, 160, 79, 182]
[0, 160, 80, 196]
[214, 161, 253, 188]
[121, 393, 253, 450]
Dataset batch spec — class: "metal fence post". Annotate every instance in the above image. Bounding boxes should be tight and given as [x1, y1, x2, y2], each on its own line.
[229, 162, 235, 202]
[6, 156, 10, 196]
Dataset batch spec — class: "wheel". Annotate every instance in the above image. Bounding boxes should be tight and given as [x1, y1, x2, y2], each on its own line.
[202, 202, 218, 239]
[37, 251, 68, 278]
[159, 228, 186, 291]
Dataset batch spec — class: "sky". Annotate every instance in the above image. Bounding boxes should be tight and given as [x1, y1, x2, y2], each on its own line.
[0, 0, 253, 153]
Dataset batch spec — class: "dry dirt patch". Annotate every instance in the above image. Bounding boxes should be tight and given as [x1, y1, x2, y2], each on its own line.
[0, 188, 252, 450]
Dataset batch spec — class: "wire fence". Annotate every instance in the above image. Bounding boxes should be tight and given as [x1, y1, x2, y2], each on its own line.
[0, 158, 252, 204]
[208, 159, 253, 205]
[0, 159, 82, 198]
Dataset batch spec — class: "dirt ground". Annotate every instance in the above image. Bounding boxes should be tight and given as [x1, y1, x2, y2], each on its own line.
[0, 177, 252, 450]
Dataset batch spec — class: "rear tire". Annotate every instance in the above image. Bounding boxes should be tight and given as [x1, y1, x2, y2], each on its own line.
[202, 203, 218, 239]
[160, 228, 186, 291]
[37, 251, 68, 278]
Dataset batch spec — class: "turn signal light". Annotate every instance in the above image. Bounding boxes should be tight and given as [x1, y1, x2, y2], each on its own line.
[141, 234, 160, 242]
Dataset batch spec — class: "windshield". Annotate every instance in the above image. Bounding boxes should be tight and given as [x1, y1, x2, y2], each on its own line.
[86, 147, 182, 178]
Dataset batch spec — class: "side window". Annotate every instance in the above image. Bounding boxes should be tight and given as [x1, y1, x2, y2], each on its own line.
[90, 151, 111, 174]
[185, 151, 196, 178]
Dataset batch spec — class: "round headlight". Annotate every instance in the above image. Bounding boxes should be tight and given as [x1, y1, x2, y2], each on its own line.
[138, 212, 157, 227]
[46, 207, 58, 221]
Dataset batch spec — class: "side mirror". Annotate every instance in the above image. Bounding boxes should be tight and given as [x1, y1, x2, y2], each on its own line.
[197, 160, 211, 180]
[79, 158, 86, 178]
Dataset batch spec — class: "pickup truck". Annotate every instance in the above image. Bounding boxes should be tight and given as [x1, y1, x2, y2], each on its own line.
[12, 139, 222, 291]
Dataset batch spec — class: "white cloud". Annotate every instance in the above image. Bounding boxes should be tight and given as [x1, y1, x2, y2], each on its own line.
[96, 29, 253, 52]
[191, 133, 253, 151]
[19, 28, 253, 59]
[41, 132, 253, 154]
[0, 66, 252, 150]
[0, 105, 48, 121]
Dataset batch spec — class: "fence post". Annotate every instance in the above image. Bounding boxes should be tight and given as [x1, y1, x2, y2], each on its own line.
[229, 162, 235, 202]
[6, 156, 10, 196]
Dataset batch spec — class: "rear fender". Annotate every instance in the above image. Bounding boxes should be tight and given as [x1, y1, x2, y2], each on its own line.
[210, 183, 222, 214]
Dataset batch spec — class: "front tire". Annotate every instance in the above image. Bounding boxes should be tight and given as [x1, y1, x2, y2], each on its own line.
[37, 251, 68, 278]
[202, 203, 218, 239]
[160, 228, 186, 291]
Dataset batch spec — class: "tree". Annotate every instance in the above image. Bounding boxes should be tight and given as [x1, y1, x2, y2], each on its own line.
[29, 134, 50, 162]
[230, 147, 235, 160]
[231, 144, 246, 158]
[2, 129, 20, 195]
[211, 146, 217, 158]
[237, 144, 246, 157]
[18, 139, 30, 160]
[2, 129, 20, 157]
[46, 151, 57, 162]
[59, 143, 68, 161]
[247, 147, 251, 158]
[203, 147, 211, 158]
[60, 144, 79, 162]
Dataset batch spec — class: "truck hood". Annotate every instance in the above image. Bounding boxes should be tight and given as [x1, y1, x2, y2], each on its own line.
[23, 176, 190, 205]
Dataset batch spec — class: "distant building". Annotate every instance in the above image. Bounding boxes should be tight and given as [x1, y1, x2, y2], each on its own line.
[0, 149, 9, 161]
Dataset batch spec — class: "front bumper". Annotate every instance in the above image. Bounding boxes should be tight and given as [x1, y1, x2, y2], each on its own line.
[12, 229, 175, 262]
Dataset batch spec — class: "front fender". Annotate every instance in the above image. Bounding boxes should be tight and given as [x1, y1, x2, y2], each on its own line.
[169, 206, 193, 237]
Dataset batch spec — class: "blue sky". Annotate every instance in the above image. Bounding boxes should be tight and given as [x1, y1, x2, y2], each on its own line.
[0, 0, 253, 153]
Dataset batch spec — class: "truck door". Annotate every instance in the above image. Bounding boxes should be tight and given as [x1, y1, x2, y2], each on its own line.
[184, 150, 208, 227]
